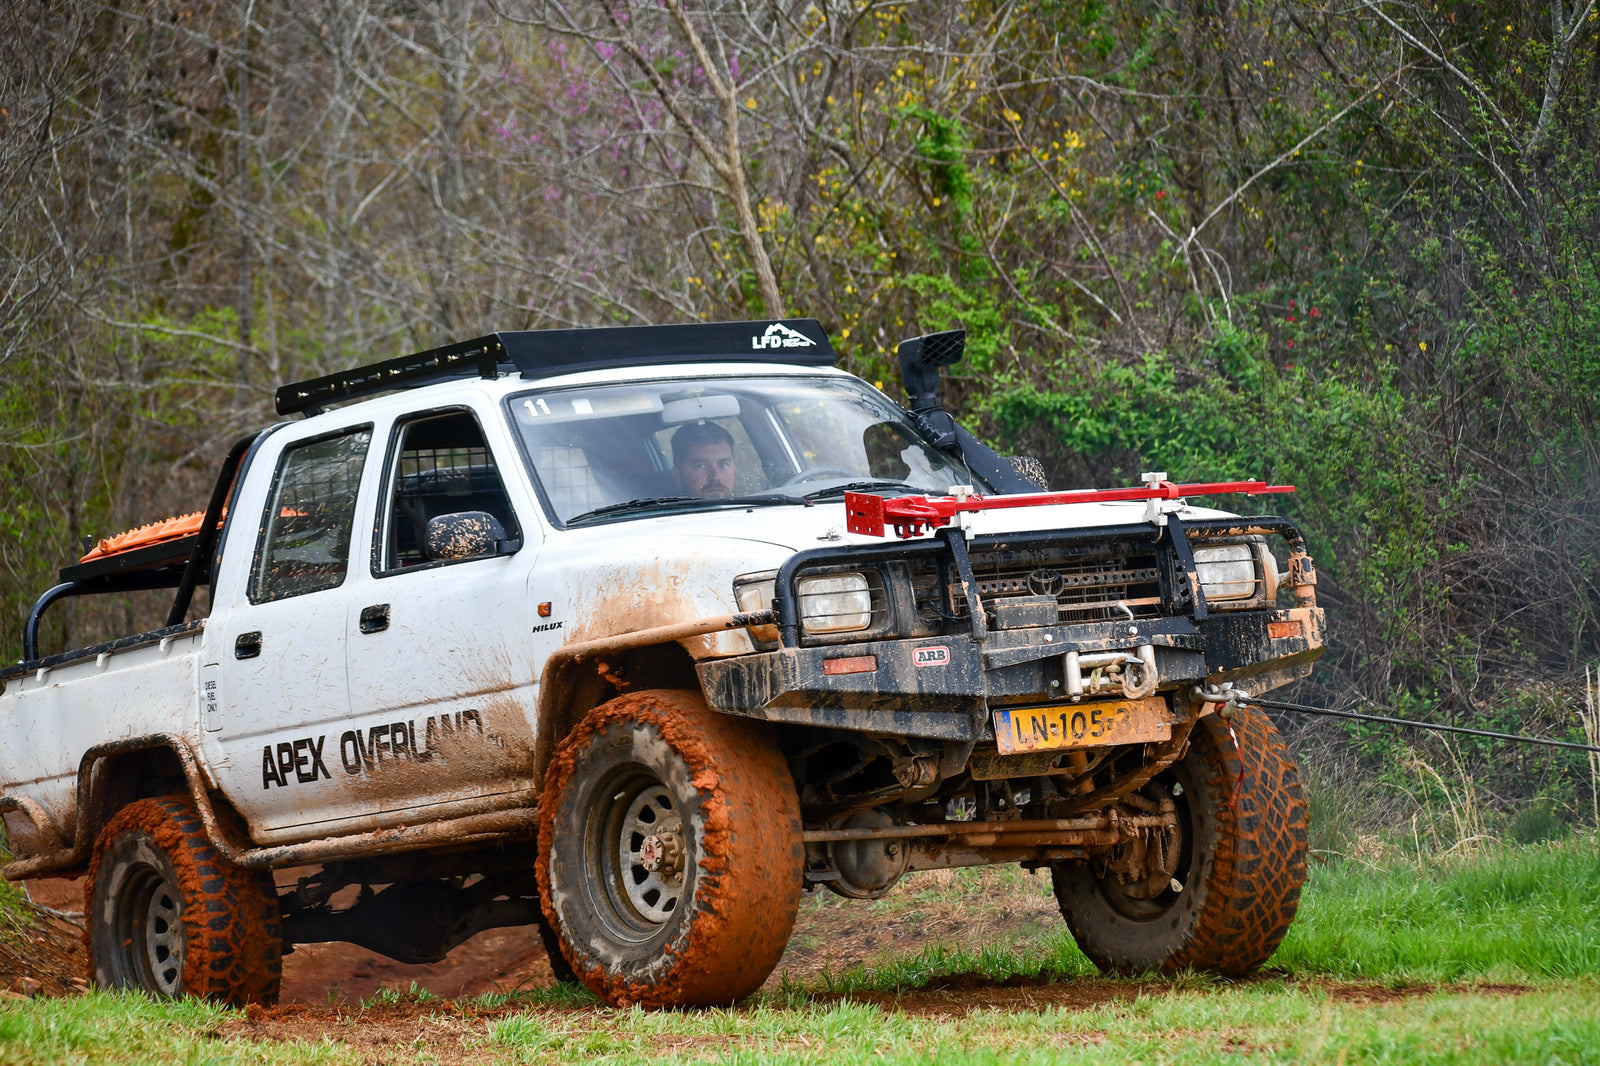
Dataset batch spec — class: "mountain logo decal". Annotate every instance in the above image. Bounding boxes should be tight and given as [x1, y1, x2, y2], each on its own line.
[752, 323, 816, 349]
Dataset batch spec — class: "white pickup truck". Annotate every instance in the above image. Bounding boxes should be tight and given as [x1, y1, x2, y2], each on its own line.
[0, 320, 1323, 1007]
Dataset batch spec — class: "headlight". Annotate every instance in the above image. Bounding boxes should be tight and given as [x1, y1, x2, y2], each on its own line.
[796, 572, 873, 634]
[732, 571, 780, 643]
[1193, 543, 1259, 600]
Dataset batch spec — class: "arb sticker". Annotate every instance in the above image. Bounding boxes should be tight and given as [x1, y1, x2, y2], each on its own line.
[914, 645, 950, 667]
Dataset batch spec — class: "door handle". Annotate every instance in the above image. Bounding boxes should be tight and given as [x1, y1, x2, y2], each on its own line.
[359, 604, 390, 634]
[235, 631, 262, 660]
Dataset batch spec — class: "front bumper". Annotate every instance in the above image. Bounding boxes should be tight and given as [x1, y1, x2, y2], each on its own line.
[697, 606, 1324, 741]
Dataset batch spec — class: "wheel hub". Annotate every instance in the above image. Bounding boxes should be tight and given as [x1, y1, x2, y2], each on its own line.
[638, 825, 685, 880]
[142, 881, 184, 994]
[1101, 791, 1187, 909]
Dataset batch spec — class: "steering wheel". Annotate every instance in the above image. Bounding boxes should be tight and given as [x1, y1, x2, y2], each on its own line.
[778, 466, 857, 487]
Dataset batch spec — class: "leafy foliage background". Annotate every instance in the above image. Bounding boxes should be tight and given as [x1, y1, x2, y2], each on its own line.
[2, 0, 1596, 827]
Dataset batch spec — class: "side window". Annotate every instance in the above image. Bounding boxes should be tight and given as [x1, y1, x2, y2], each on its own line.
[251, 428, 372, 603]
[379, 411, 520, 572]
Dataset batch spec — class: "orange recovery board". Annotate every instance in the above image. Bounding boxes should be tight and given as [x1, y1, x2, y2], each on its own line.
[79, 511, 210, 564]
[993, 696, 1172, 754]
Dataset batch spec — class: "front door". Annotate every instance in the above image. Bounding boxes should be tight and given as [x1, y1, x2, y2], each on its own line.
[341, 407, 540, 818]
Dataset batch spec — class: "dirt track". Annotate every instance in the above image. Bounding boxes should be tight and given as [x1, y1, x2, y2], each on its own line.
[0, 869, 1535, 1059]
[11, 864, 1072, 1004]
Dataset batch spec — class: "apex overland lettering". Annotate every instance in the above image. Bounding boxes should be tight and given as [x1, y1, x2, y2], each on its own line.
[260, 709, 488, 789]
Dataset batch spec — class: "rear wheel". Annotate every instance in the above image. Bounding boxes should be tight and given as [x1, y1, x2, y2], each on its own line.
[1051, 705, 1307, 976]
[537, 689, 802, 1007]
[87, 796, 282, 1005]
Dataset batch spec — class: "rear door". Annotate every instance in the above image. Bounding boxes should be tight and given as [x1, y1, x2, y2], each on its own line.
[201, 422, 376, 836]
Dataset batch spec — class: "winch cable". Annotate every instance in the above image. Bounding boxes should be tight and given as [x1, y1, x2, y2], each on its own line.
[1242, 695, 1600, 755]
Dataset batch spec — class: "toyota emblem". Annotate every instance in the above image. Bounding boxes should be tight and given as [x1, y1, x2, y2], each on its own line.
[1027, 568, 1063, 596]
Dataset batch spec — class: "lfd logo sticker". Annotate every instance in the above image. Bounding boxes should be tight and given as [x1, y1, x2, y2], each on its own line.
[914, 645, 950, 667]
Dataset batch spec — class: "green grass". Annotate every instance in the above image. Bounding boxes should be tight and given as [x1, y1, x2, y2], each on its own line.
[2, 840, 1598, 1064]
[1277, 835, 1600, 981]
[0, 991, 351, 1065]
[805, 835, 1600, 994]
[2, 981, 1596, 1065]
[480, 983, 1600, 1064]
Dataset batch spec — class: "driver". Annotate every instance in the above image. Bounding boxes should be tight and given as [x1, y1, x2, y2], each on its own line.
[670, 421, 737, 498]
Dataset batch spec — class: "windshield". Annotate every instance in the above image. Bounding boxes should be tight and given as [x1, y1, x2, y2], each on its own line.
[507, 374, 976, 525]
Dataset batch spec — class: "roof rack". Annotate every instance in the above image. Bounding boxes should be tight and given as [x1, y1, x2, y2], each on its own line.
[275, 319, 836, 417]
[276, 335, 503, 416]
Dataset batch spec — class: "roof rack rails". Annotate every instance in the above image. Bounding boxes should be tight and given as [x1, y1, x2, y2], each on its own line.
[276, 335, 503, 416]
[275, 319, 836, 417]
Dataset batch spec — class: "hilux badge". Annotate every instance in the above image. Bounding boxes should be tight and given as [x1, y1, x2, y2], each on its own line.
[752, 323, 816, 349]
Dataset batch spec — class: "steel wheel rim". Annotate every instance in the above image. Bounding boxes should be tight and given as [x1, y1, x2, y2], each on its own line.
[585, 767, 686, 941]
[115, 864, 185, 996]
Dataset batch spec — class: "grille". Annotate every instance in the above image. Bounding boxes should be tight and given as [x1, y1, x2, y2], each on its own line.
[922, 544, 1164, 624]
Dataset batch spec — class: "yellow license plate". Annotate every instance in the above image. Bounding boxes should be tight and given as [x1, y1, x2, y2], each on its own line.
[993, 697, 1171, 755]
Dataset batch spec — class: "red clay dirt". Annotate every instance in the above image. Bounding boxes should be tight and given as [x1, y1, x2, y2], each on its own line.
[210, 975, 1526, 1063]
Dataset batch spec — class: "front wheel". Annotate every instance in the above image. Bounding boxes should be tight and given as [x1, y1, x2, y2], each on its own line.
[537, 690, 803, 1007]
[1051, 705, 1308, 976]
[86, 796, 282, 1005]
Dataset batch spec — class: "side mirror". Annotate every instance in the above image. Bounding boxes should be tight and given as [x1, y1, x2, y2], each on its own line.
[1007, 455, 1049, 489]
[425, 512, 520, 562]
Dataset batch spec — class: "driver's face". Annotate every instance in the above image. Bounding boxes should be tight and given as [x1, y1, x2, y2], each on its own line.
[674, 442, 736, 498]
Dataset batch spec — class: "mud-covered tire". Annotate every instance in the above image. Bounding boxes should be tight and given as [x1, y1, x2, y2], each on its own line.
[1051, 705, 1308, 976]
[86, 796, 282, 1006]
[531, 878, 577, 985]
[536, 689, 803, 1007]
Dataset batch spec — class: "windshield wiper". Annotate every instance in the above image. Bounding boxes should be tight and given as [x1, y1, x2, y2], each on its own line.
[566, 496, 701, 525]
[565, 492, 808, 526]
[799, 479, 925, 501]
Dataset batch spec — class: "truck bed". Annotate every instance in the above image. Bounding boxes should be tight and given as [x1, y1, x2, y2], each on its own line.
[0, 620, 204, 851]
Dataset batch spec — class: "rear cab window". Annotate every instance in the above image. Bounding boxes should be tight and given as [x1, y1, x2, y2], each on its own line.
[249, 427, 373, 603]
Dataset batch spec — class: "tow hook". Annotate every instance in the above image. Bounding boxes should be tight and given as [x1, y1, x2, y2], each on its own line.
[1192, 682, 1246, 717]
